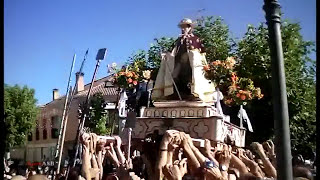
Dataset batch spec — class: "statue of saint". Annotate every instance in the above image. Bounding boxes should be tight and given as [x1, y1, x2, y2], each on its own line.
[152, 18, 215, 102]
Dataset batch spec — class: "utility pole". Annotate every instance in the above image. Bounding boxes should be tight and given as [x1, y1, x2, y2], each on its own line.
[263, 0, 293, 179]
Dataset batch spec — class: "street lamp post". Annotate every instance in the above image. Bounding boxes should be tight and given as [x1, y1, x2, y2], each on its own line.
[263, 0, 293, 179]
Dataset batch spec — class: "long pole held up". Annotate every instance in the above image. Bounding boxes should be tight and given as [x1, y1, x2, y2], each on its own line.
[55, 54, 76, 174]
[263, 1, 293, 179]
[56, 49, 89, 174]
[71, 48, 107, 168]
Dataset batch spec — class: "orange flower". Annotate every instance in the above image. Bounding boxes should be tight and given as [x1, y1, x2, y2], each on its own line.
[242, 90, 249, 95]
[133, 80, 138, 85]
[127, 78, 133, 83]
[203, 65, 210, 71]
[119, 72, 126, 76]
[240, 94, 246, 100]
[231, 74, 238, 82]
[126, 72, 133, 78]
[212, 60, 221, 66]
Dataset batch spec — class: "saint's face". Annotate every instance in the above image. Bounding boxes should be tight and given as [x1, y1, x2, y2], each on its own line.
[181, 24, 192, 34]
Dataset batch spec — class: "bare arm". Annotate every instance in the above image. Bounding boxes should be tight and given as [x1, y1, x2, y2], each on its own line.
[114, 136, 126, 165]
[252, 142, 277, 178]
[106, 143, 120, 168]
[263, 140, 277, 168]
[240, 154, 263, 178]
[230, 153, 248, 175]
[180, 132, 201, 171]
[155, 130, 179, 180]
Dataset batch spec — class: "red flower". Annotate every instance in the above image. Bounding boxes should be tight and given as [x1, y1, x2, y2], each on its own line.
[212, 60, 221, 66]
[231, 72, 238, 83]
[240, 94, 246, 100]
[133, 80, 138, 85]
[203, 65, 210, 71]
[236, 93, 241, 97]
[127, 78, 133, 83]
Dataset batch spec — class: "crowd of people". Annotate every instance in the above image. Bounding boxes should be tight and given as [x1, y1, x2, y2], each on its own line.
[3, 129, 316, 180]
[3, 159, 56, 180]
[68, 130, 315, 180]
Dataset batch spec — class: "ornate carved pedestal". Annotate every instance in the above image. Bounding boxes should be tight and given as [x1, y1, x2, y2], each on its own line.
[132, 101, 246, 147]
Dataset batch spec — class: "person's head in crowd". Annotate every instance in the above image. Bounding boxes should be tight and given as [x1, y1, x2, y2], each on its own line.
[8, 162, 17, 173]
[131, 156, 145, 177]
[11, 175, 27, 180]
[27, 174, 49, 180]
[35, 165, 42, 174]
[293, 166, 313, 180]
[66, 167, 80, 180]
[58, 175, 66, 180]
[224, 134, 235, 146]
[293, 154, 305, 166]
[31, 170, 36, 176]
[104, 175, 119, 180]
[16, 165, 28, 177]
[43, 166, 49, 175]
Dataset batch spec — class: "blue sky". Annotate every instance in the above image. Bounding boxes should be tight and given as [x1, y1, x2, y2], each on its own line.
[4, 0, 316, 105]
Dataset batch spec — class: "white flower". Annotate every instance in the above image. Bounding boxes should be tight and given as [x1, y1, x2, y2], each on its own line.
[143, 70, 151, 80]
[108, 62, 118, 73]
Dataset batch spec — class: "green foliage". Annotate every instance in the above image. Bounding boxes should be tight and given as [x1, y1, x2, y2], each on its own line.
[85, 93, 112, 135]
[147, 37, 176, 69]
[126, 37, 176, 80]
[194, 16, 235, 62]
[236, 24, 271, 84]
[126, 50, 148, 70]
[281, 21, 316, 157]
[236, 20, 316, 158]
[4, 84, 39, 151]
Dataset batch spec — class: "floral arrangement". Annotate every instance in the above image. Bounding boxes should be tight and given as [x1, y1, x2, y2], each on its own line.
[224, 77, 264, 106]
[203, 57, 264, 106]
[203, 57, 236, 91]
[109, 62, 152, 89]
[114, 69, 139, 89]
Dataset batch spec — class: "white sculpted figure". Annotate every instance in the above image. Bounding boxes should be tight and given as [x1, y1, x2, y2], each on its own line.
[152, 18, 215, 102]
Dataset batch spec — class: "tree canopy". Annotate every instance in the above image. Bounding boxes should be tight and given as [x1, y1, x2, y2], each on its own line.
[4, 84, 39, 151]
[236, 21, 316, 158]
[84, 93, 112, 135]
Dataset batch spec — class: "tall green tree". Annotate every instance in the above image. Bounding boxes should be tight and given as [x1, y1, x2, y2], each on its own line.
[4, 84, 39, 151]
[85, 93, 111, 135]
[194, 16, 235, 62]
[236, 21, 316, 158]
[147, 37, 176, 70]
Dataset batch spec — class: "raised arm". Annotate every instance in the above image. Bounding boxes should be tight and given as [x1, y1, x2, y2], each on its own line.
[155, 130, 180, 180]
[251, 142, 277, 178]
